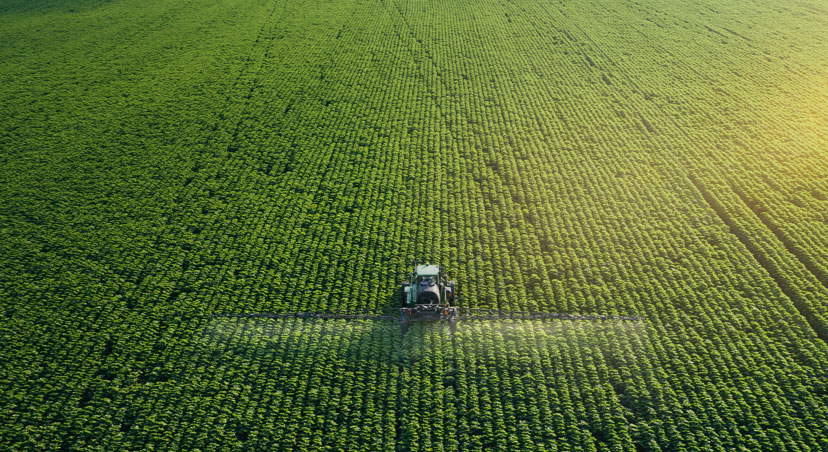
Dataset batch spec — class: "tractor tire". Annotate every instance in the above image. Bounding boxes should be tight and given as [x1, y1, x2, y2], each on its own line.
[447, 281, 456, 306]
[401, 282, 410, 306]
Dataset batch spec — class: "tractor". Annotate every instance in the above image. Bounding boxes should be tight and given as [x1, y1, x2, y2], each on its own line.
[400, 264, 458, 320]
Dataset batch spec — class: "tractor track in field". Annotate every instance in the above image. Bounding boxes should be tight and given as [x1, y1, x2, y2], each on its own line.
[730, 183, 828, 291]
[688, 174, 828, 343]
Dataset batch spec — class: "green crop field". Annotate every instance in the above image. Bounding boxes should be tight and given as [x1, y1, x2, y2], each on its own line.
[2, 0, 828, 450]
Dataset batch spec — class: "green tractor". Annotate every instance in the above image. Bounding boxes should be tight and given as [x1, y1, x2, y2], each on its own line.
[401, 264, 457, 320]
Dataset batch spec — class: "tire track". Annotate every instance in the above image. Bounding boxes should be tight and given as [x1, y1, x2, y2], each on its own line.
[688, 174, 828, 343]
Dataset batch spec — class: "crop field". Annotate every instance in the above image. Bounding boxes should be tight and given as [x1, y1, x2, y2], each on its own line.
[1, 0, 828, 450]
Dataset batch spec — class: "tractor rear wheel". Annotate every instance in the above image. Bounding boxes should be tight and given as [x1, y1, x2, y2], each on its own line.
[447, 281, 456, 306]
[401, 282, 410, 306]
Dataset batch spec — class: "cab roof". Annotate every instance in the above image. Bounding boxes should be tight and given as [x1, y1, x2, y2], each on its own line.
[415, 264, 440, 276]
